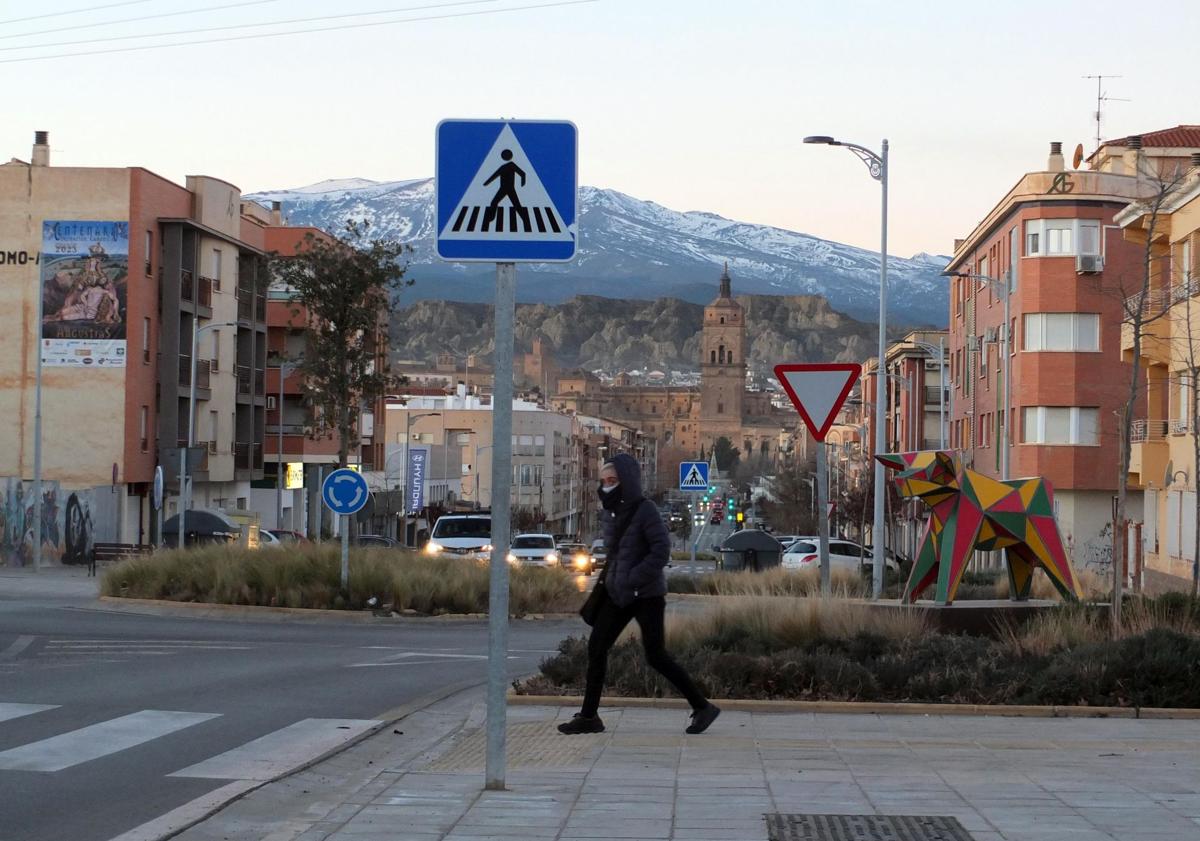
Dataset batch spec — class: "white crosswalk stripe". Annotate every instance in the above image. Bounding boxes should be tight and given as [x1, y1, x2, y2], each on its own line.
[0, 710, 220, 771]
[168, 718, 380, 780]
[0, 702, 59, 724]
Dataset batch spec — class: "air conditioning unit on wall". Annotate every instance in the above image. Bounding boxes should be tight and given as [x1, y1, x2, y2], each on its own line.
[1077, 254, 1104, 274]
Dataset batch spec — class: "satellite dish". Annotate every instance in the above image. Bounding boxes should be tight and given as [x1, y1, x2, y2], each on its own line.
[1072, 144, 1084, 169]
[1164, 460, 1175, 487]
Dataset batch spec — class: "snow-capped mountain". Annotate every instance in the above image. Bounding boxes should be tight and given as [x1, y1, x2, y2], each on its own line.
[246, 178, 950, 326]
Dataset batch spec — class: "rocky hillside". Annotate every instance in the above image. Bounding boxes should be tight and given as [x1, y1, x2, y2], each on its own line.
[390, 294, 886, 373]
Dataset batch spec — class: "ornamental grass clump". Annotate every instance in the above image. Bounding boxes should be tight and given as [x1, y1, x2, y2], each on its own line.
[101, 544, 580, 615]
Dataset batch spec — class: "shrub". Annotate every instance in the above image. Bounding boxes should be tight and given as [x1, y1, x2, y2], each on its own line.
[101, 544, 580, 616]
[517, 594, 1200, 707]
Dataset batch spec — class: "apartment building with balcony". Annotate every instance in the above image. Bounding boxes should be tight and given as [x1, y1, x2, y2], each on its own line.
[0, 132, 269, 558]
[251, 217, 390, 536]
[943, 138, 1182, 570]
[1117, 142, 1200, 588]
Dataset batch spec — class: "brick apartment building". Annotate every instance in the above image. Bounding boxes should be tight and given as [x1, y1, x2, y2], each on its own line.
[0, 132, 373, 560]
[944, 135, 1199, 569]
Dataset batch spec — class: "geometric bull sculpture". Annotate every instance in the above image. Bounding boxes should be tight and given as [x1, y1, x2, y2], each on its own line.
[876, 450, 1083, 604]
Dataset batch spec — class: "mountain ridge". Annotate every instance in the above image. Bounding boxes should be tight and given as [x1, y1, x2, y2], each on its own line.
[245, 178, 951, 326]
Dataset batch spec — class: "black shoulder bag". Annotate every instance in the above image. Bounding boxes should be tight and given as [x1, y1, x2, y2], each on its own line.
[579, 567, 608, 626]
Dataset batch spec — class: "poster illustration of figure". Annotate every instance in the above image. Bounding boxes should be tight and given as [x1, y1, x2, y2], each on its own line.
[40, 220, 129, 367]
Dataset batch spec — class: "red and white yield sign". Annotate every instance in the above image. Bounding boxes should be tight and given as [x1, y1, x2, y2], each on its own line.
[773, 363, 861, 442]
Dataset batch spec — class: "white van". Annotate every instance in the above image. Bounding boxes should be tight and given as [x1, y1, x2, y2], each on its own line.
[425, 513, 492, 559]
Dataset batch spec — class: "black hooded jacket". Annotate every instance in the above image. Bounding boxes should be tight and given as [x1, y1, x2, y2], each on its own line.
[600, 453, 670, 607]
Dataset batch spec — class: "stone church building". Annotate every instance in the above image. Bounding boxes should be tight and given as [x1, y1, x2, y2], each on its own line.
[551, 266, 800, 467]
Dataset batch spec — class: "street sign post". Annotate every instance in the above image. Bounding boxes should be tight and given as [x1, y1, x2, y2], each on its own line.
[322, 468, 370, 590]
[437, 118, 578, 791]
[773, 364, 861, 596]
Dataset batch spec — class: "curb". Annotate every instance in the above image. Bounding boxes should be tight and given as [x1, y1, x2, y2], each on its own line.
[93, 596, 578, 624]
[506, 693, 1200, 720]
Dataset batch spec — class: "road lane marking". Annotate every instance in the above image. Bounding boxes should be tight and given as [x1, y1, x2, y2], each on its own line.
[0, 702, 59, 723]
[168, 718, 380, 781]
[0, 635, 36, 660]
[0, 710, 221, 771]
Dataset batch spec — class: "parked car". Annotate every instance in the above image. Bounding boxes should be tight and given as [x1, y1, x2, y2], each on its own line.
[424, 513, 492, 559]
[781, 539, 900, 573]
[558, 542, 593, 574]
[266, 529, 309, 545]
[258, 530, 282, 548]
[506, 534, 559, 567]
[355, 534, 396, 548]
[588, 538, 607, 570]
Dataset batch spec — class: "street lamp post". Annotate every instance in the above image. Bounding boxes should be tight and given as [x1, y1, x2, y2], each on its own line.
[401, 410, 440, 546]
[804, 134, 889, 598]
[945, 271, 1011, 480]
[181, 320, 238, 547]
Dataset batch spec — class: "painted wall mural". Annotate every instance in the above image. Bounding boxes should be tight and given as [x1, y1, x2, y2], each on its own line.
[0, 480, 119, 567]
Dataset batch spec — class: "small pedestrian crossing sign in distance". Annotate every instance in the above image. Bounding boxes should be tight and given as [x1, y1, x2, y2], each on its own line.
[679, 461, 709, 491]
[436, 119, 578, 263]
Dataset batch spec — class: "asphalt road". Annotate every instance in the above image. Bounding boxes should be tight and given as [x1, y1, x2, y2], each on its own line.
[0, 569, 582, 841]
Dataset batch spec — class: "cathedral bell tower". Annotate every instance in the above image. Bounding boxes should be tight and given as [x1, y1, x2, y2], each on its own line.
[700, 263, 746, 434]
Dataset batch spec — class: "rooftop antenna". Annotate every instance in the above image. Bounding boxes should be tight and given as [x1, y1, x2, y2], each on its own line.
[1082, 74, 1129, 152]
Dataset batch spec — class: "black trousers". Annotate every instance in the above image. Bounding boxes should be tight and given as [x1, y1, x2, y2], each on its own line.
[582, 595, 706, 717]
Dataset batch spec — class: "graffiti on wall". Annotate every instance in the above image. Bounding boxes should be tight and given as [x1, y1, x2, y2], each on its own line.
[0, 480, 118, 567]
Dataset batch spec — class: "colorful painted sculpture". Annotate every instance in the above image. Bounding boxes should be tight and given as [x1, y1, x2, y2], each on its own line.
[876, 450, 1084, 604]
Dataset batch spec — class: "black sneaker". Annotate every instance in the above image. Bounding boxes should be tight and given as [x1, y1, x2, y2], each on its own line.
[557, 713, 604, 735]
[685, 703, 720, 735]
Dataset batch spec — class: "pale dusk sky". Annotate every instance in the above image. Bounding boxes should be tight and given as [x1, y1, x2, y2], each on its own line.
[2, 0, 1196, 257]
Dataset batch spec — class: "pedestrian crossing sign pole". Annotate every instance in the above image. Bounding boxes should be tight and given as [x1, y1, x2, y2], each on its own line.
[436, 119, 578, 792]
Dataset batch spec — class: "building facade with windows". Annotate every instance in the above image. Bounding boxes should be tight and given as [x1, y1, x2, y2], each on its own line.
[1117, 148, 1200, 588]
[945, 141, 1155, 569]
[0, 132, 299, 560]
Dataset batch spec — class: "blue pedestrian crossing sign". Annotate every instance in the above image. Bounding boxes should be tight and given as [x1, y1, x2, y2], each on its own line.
[436, 119, 578, 263]
[322, 468, 370, 516]
[679, 461, 709, 491]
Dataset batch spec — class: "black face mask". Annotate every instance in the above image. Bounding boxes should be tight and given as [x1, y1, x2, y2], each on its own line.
[599, 483, 622, 510]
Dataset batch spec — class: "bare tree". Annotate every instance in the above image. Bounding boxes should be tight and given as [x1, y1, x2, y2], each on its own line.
[1114, 162, 1191, 633]
[758, 455, 816, 535]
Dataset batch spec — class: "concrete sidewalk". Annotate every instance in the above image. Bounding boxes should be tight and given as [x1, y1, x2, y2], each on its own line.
[175, 688, 1200, 841]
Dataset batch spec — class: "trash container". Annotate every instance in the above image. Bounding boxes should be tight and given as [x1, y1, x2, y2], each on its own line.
[717, 530, 784, 572]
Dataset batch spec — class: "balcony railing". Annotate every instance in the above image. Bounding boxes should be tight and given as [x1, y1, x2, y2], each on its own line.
[265, 423, 307, 435]
[254, 368, 265, 396]
[255, 294, 266, 322]
[235, 442, 263, 471]
[1131, 419, 1169, 443]
[237, 365, 251, 395]
[1171, 417, 1192, 435]
[178, 357, 210, 389]
[237, 288, 252, 321]
[1125, 277, 1200, 318]
[923, 385, 949, 405]
[197, 275, 212, 308]
[180, 270, 194, 302]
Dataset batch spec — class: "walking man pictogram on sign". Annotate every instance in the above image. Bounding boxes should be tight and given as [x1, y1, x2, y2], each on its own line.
[482, 150, 529, 231]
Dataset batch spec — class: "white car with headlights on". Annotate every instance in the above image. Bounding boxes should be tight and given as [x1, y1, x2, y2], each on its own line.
[424, 513, 492, 560]
[505, 534, 560, 567]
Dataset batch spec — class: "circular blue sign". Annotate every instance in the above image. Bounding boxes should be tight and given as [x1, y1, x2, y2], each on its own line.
[322, 468, 369, 516]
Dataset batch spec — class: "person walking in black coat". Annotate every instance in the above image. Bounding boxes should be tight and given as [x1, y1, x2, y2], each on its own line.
[558, 453, 720, 735]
